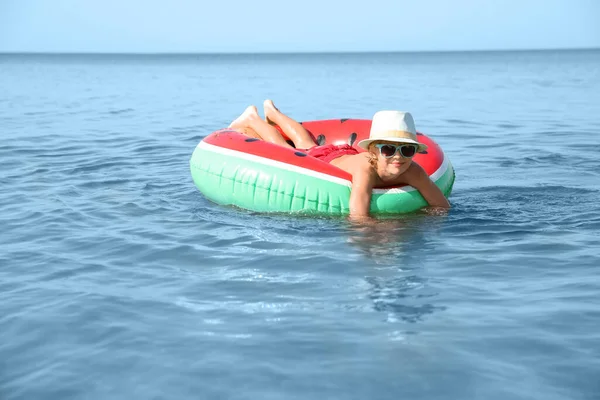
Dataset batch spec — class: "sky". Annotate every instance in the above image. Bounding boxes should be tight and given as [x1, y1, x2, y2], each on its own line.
[1, 0, 599, 53]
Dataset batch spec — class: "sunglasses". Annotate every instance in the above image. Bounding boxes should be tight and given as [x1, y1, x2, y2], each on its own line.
[374, 143, 419, 158]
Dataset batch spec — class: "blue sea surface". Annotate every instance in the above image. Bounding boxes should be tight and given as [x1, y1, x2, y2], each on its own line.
[1, 50, 599, 400]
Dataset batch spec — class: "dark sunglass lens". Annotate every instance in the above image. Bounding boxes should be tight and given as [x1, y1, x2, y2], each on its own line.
[401, 145, 417, 158]
[381, 145, 397, 157]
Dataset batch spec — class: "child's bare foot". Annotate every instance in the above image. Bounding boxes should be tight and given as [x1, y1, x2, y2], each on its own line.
[263, 99, 279, 125]
[228, 105, 259, 129]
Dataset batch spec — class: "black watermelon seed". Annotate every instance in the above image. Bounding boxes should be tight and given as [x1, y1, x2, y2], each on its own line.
[348, 132, 357, 146]
[416, 132, 423, 136]
[245, 138, 260, 142]
[294, 152, 307, 157]
[340, 118, 349, 123]
[418, 150, 428, 154]
[316, 134, 326, 145]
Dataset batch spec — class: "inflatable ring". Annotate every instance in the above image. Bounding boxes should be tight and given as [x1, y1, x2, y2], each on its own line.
[190, 119, 455, 215]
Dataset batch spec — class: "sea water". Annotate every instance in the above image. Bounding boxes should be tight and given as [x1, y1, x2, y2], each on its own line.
[1, 50, 599, 399]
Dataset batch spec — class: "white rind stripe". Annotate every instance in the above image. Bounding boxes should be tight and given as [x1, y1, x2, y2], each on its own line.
[195, 140, 451, 195]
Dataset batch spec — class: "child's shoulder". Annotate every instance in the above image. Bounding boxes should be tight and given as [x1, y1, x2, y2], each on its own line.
[403, 162, 429, 184]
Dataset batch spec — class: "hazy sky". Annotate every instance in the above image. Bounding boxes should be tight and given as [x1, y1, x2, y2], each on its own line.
[1, 0, 599, 53]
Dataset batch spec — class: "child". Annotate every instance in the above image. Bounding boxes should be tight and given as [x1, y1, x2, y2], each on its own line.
[228, 100, 450, 220]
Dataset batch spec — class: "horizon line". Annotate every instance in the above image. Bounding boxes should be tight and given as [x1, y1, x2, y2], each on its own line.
[1, 46, 599, 56]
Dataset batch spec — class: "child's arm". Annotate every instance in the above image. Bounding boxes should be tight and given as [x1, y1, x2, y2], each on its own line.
[348, 164, 377, 221]
[406, 163, 450, 209]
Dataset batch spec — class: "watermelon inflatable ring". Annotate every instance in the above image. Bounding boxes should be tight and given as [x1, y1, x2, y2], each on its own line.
[190, 118, 455, 215]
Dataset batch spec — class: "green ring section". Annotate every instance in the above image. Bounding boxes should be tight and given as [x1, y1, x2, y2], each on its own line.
[190, 144, 455, 215]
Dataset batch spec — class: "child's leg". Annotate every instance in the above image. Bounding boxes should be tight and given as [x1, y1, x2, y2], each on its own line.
[229, 106, 293, 148]
[263, 100, 316, 149]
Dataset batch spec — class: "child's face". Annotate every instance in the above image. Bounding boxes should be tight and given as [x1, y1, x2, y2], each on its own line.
[371, 141, 415, 176]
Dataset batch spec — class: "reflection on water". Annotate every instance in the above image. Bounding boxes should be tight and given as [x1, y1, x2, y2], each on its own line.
[365, 274, 444, 323]
[345, 214, 449, 324]
[345, 213, 448, 262]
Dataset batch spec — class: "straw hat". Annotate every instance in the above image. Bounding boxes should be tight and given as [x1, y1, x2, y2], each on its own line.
[357, 111, 428, 152]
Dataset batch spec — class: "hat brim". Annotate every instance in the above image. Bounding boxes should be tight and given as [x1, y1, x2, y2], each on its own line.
[357, 137, 428, 153]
